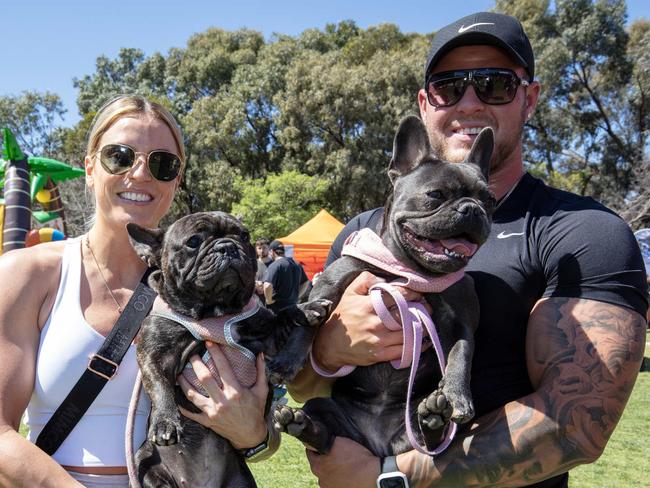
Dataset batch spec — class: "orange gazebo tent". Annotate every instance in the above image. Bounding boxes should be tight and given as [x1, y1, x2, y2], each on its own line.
[278, 209, 344, 279]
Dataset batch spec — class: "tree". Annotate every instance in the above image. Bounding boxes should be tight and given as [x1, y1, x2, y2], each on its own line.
[27, 8, 648, 232]
[0, 91, 66, 156]
[497, 0, 648, 215]
[73, 48, 167, 115]
[275, 24, 428, 220]
[231, 170, 331, 240]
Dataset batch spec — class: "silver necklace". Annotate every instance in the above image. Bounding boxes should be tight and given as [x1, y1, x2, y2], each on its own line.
[495, 173, 524, 211]
[85, 235, 123, 314]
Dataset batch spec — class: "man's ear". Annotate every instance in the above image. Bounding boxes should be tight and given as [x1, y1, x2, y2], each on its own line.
[388, 115, 434, 184]
[463, 127, 493, 182]
[126, 223, 165, 268]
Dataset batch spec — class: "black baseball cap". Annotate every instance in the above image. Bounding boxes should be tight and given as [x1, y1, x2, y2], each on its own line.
[269, 240, 285, 253]
[424, 12, 535, 84]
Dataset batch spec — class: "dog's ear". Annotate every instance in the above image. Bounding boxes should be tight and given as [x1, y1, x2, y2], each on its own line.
[388, 115, 434, 184]
[463, 127, 493, 182]
[126, 223, 165, 268]
[147, 270, 164, 294]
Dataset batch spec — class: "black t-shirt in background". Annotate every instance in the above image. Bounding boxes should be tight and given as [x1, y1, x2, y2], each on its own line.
[264, 257, 308, 312]
[326, 173, 648, 488]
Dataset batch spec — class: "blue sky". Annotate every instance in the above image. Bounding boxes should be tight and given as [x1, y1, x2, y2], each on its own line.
[3, 0, 649, 128]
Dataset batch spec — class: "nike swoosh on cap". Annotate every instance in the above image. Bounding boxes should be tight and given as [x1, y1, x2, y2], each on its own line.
[497, 231, 525, 239]
[458, 22, 495, 33]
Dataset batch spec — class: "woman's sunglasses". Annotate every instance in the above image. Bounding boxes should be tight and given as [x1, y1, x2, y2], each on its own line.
[95, 143, 182, 182]
[425, 68, 530, 108]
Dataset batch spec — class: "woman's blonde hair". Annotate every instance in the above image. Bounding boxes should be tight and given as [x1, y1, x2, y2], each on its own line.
[86, 94, 186, 174]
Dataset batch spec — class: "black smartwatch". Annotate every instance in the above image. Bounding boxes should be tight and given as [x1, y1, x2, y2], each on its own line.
[240, 430, 270, 461]
[377, 455, 410, 488]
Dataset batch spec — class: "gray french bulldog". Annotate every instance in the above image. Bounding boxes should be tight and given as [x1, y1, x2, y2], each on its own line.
[127, 211, 330, 487]
[275, 115, 495, 457]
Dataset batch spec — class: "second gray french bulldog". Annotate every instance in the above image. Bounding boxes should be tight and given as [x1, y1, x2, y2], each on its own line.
[275, 115, 495, 457]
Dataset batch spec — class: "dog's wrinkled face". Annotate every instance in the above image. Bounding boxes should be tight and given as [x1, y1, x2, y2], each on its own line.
[384, 116, 495, 274]
[127, 211, 257, 318]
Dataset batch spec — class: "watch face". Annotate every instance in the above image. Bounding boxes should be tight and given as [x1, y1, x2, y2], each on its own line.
[379, 476, 408, 488]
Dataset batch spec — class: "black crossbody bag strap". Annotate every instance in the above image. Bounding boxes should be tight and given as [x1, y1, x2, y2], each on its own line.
[35, 268, 157, 456]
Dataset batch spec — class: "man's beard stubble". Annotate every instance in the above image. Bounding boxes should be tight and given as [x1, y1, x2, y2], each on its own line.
[428, 103, 526, 173]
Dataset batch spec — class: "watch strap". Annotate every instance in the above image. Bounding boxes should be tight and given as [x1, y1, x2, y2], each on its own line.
[241, 429, 270, 461]
[381, 455, 399, 473]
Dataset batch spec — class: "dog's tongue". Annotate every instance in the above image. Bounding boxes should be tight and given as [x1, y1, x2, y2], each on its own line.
[417, 238, 445, 254]
[440, 238, 478, 257]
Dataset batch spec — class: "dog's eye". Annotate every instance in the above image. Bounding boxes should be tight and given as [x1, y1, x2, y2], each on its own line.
[426, 190, 443, 199]
[241, 231, 250, 242]
[185, 235, 203, 249]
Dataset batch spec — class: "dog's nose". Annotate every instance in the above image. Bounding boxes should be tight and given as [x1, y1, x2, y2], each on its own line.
[214, 240, 238, 257]
[457, 201, 482, 217]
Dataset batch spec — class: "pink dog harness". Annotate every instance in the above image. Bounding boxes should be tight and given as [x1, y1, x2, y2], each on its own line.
[150, 296, 261, 392]
[310, 228, 469, 455]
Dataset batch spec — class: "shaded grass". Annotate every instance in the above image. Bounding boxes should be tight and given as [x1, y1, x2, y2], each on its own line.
[249, 431, 316, 487]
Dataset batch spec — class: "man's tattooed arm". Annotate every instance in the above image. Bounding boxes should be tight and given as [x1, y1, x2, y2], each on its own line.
[399, 297, 647, 487]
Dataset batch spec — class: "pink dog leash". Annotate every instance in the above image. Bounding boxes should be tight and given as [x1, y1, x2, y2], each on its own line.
[310, 228, 469, 455]
[370, 283, 456, 455]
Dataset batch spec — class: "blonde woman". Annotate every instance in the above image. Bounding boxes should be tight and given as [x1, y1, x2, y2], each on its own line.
[0, 95, 271, 487]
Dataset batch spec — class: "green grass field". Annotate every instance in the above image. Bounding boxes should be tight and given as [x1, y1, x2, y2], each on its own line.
[255, 361, 650, 487]
[20, 351, 650, 487]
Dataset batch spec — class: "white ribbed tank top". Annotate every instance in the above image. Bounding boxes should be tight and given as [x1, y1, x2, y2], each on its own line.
[25, 236, 150, 467]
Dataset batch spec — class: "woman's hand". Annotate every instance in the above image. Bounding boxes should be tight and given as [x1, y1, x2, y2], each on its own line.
[311, 271, 425, 372]
[177, 341, 268, 450]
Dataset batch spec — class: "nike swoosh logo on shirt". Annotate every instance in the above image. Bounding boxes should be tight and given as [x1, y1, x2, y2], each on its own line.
[458, 22, 495, 33]
[497, 231, 525, 239]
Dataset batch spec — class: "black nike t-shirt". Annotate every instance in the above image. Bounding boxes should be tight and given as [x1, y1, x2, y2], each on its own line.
[325, 173, 648, 488]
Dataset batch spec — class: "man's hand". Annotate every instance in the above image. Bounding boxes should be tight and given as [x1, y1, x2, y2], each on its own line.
[311, 271, 425, 372]
[177, 342, 268, 450]
[255, 280, 264, 296]
[306, 437, 380, 488]
[263, 281, 274, 305]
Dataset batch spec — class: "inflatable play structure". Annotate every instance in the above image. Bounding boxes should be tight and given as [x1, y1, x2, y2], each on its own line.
[0, 128, 85, 255]
[278, 209, 344, 279]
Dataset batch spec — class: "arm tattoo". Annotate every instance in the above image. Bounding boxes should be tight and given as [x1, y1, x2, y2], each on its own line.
[407, 298, 646, 488]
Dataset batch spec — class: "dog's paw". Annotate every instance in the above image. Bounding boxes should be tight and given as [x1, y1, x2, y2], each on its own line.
[149, 416, 181, 446]
[442, 384, 475, 424]
[417, 389, 453, 431]
[298, 299, 332, 327]
[273, 405, 307, 437]
[266, 359, 301, 386]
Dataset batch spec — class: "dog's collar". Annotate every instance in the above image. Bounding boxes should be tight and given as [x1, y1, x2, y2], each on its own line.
[340, 228, 464, 292]
[150, 296, 261, 389]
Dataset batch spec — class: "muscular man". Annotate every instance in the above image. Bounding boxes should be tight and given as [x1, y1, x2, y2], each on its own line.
[290, 12, 648, 488]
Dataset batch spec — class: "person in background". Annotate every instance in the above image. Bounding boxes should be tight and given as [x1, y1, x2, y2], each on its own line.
[255, 237, 273, 297]
[633, 228, 650, 323]
[263, 240, 310, 312]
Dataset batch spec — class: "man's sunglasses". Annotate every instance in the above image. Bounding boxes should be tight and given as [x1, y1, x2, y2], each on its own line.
[95, 143, 182, 182]
[425, 68, 530, 108]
